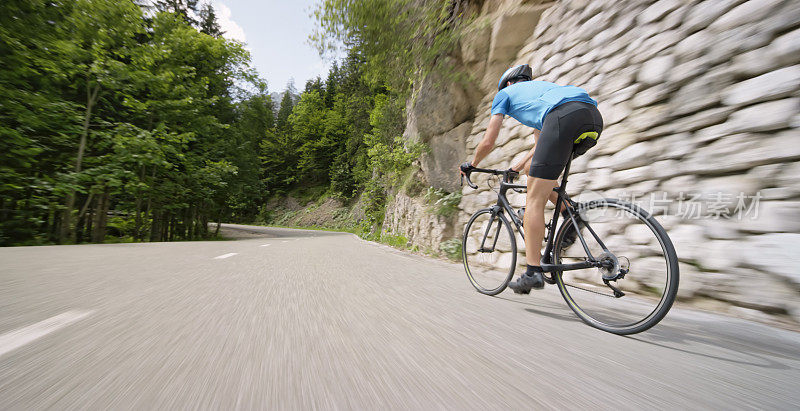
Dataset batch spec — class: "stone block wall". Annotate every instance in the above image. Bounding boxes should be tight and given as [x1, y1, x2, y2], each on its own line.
[386, 0, 800, 323]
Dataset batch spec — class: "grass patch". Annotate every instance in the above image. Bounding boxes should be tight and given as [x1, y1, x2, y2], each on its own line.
[439, 238, 462, 261]
[379, 233, 410, 249]
[285, 184, 330, 206]
[273, 210, 300, 226]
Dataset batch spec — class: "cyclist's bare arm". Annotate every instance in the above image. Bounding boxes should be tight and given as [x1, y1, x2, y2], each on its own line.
[469, 114, 504, 168]
[511, 129, 540, 173]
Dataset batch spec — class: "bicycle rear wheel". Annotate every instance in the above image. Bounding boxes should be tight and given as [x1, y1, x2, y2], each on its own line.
[462, 208, 517, 295]
[554, 198, 679, 334]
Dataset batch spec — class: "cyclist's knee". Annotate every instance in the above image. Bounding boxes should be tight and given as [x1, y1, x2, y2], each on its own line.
[526, 188, 549, 207]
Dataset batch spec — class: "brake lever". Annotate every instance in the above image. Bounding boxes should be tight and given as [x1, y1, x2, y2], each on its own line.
[465, 172, 478, 189]
[505, 169, 519, 183]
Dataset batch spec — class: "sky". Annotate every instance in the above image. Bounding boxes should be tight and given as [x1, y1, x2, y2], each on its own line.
[212, 0, 335, 93]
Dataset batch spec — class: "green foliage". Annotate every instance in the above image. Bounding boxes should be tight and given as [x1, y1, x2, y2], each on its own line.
[380, 233, 410, 249]
[363, 93, 426, 186]
[439, 238, 462, 261]
[274, 210, 300, 226]
[0, 0, 262, 245]
[329, 153, 358, 199]
[0, 0, 472, 247]
[312, 0, 473, 92]
[360, 178, 388, 233]
[424, 187, 462, 217]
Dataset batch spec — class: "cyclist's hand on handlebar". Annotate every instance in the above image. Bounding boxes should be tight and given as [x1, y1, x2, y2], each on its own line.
[460, 162, 478, 189]
[459, 162, 475, 176]
[505, 168, 519, 182]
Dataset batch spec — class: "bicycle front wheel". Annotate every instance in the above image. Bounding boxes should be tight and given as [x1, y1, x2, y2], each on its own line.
[462, 208, 517, 295]
[554, 198, 679, 334]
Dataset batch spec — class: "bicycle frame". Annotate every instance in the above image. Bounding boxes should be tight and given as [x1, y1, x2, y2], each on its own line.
[467, 157, 611, 275]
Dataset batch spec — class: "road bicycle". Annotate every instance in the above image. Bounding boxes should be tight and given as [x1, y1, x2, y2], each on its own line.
[460, 156, 679, 335]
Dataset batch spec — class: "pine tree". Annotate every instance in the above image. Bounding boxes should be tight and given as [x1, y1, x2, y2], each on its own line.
[323, 61, 339, 109]
[304, 76, 323, 94]
[154, 0, 199, 26]
[199, 3, 223, 37]
[275, 81, 296, 133]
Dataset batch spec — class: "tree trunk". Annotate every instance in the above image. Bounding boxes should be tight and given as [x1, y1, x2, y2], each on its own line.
[60, 82, 100, 244]
[191, 207, 198, 239]
[199, 211, 209, 237]
[168, 215, 175, 241]
[77, 192, 95, 223]
[77, 192, 95, 243]
[149, 208, 160, 242]
[46, 203, 56, 242]
[214, 210, 222, 236]
[60, 193, 76, 243]
[161, 211, 169, 242]
[91, 191, 102, 242]
[91, 189, 109, 242]
[84, 200, 93, 243]
[75, 205, 86, 244]
[135, 165, 145, 241]
[99, 191, 110, 241]
[51, 209, 61, 242]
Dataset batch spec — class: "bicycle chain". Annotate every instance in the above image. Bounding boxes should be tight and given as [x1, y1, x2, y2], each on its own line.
[564, 282, 616, 298]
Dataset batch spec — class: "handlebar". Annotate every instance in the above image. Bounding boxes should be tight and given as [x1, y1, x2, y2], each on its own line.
[461, 167, 519, 189]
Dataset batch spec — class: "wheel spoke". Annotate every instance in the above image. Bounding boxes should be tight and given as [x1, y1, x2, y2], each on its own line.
[463, 210, 517, 296]
[554, 199, 679, 334]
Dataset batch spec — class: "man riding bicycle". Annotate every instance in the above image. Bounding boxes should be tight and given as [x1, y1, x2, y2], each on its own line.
[459, 64, 604, 294]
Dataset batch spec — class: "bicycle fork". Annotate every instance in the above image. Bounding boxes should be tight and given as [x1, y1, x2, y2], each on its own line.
[477, 207, 503, 253]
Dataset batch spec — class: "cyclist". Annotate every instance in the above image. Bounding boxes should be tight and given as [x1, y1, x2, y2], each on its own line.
[459, 64, 603, 294]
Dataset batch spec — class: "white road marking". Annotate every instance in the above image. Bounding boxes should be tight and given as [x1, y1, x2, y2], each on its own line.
[213, 253, 238, 259]
[260, 244, 271, 247]
[0, 310, 95, 358]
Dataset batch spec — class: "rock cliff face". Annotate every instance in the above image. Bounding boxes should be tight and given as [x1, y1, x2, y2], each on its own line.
[383, 0, 800, 323]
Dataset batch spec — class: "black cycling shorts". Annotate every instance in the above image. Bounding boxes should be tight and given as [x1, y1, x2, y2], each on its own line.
[529, 101, 603, 180]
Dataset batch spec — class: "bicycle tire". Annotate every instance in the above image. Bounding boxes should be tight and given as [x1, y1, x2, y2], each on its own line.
[462, 208, 517, 295]
[553, 198, 679, 335]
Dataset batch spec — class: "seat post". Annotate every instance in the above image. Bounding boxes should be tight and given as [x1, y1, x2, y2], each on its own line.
[559, 155, 573, 194]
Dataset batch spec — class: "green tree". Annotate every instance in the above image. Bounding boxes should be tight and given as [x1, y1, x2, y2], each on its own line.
[0, 0, 81, 244]
[312, 0, 471, 91]
[154, 0, 200, 26]
[199, 3, 223, 37]
[323, 61, 340, 109]
[0, 0, 265, 245]
[275, 82, 296, 133]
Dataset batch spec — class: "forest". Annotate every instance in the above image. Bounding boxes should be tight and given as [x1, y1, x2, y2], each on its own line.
[0, 0, 469, 246]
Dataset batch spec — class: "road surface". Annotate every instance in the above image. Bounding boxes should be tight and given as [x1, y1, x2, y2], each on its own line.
[1, 224, 799, 409]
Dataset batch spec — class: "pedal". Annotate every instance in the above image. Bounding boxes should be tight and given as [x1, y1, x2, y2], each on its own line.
[512, 288, 531, 295]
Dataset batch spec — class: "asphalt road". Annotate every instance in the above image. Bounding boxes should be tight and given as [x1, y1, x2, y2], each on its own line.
[1, 224, 799, 409]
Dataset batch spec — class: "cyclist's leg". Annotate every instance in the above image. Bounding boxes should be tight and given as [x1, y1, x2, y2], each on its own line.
[522, 103, 578, 264]
[522, 161, 563, 212]
[524, 177, 558, 266]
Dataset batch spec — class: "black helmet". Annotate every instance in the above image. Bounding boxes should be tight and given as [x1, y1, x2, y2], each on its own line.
[498, 64, 533, 91]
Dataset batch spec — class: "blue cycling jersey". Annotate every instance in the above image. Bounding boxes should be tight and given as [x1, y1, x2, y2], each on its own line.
[490, 81, 597, 130]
